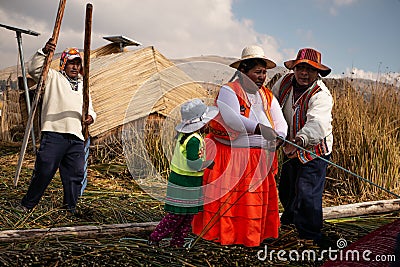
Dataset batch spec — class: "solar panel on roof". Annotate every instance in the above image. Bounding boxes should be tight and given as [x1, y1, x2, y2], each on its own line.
[103, 35, 141, 47]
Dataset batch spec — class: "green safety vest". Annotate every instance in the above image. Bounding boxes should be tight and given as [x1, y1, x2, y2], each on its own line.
[170, 132, 205, 176]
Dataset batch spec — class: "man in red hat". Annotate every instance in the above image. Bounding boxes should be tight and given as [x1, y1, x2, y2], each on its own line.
[272, 47, 333, 246]
[19, 38, 96, 214]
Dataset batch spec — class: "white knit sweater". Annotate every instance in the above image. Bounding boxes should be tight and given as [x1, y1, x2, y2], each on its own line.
[28, 49, 96, 141]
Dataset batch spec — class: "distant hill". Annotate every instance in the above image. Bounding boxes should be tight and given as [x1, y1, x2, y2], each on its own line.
[0, 65, 20, 81]
[1, 53, 396, 92]
[171, 55, 288, 84]
[171, 55, 238, 66]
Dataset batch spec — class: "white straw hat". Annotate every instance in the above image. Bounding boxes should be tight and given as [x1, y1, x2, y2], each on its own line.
[230, 45, 276, 69]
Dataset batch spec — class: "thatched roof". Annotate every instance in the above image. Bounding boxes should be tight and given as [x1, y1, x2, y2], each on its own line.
[86, 46, 207, 138]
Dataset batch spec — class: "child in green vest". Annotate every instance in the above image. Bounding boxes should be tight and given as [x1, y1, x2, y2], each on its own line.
[149, 99, 218, 248]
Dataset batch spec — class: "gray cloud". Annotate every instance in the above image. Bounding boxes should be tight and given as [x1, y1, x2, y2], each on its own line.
[0, 0, 283, 70]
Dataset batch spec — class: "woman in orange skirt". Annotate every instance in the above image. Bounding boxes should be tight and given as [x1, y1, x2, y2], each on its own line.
[192, 45, 288, 247]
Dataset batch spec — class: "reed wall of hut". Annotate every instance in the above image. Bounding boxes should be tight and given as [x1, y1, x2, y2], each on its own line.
[0, 89, 23, 142]
[91, 113, 172, 179]
[0, 88, 40, 143]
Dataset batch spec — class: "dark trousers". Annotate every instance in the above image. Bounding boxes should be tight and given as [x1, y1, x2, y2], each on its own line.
[21, 132, 85, 212]
[279, 154, 330, 242]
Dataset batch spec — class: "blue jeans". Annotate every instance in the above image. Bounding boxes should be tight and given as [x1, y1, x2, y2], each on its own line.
[21, 132, 85, 212]
[279, 154, 330, 242]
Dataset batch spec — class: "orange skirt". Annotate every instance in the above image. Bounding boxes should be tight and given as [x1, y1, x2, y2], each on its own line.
[192, 138, 279, 247]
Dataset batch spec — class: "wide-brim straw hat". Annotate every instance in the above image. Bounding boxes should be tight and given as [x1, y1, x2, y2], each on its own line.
[175, 99, 219, 133]
[230, 45, 276, 69]
[284, 48, 331, 77]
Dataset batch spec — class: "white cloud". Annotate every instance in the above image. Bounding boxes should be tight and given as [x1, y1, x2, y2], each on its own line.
[331, 67, 400, 86]
[329, 7, 338, 16]
[314, 0, 358, 16]
[0, 0, 283, 70]
[333, 0, 358, 7]
[295, 29, 315, 44]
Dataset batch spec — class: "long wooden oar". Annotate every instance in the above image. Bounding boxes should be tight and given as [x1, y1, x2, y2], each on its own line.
[81, 3, 93, 195]
[14, 0, 67, 187]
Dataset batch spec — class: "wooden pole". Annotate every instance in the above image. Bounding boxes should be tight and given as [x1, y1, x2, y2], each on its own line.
[323, 198, 400, 220]
[14, 0, 67, 187]
[82, 3, 92, 140]
[81, 3, 93, 196]
[0, 222, 158, 242]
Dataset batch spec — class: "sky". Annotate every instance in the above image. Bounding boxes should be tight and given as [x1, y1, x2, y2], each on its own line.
[0, 0, 399, 84]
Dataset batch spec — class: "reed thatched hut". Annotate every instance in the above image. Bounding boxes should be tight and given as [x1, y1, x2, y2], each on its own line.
[87, 45, 206, 140]
[0, 44, 207, 144]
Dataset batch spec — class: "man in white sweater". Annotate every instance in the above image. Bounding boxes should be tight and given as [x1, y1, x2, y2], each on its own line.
[20, 38, 96, 214]
[272, 48, 333, 246]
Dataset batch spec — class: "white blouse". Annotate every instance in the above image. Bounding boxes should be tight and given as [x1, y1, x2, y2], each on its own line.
[215, 84, 288, 148]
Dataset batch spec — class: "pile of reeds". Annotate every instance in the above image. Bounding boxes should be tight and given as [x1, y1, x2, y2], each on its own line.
[325, 79, 400, 203]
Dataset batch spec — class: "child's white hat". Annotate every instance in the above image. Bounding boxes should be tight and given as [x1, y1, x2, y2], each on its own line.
[175, 99, 219, 133]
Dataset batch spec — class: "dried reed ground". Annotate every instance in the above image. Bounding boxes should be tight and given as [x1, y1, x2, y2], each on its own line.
[0, 79, 399, 266]
[1, 145, 398, 267]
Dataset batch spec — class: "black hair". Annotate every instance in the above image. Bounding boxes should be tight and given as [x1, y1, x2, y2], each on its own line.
[228, 58, 267, 82]
[238, 58, 267, 73]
